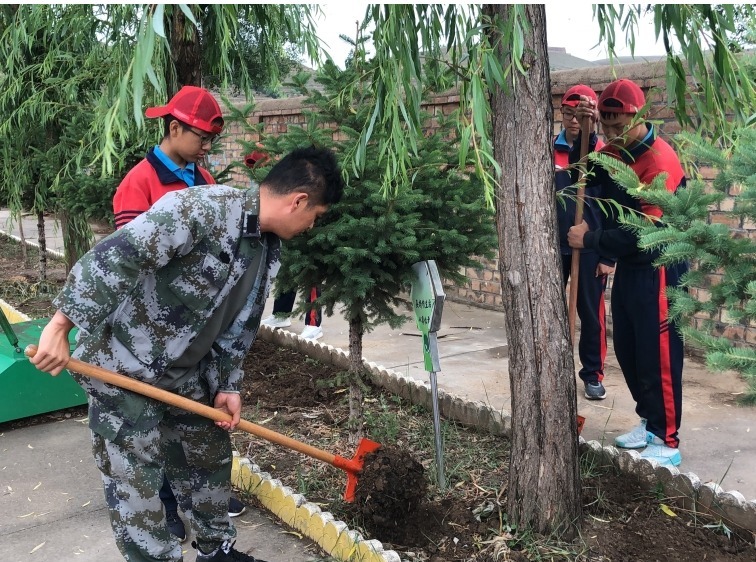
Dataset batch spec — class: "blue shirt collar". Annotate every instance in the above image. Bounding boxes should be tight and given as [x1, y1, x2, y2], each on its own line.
[554, 129, 571, 152]
[153, 145, 196, 187]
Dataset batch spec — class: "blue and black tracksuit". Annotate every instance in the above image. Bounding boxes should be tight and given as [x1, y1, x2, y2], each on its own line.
[555, 130, 609, 385]
[581, 124, 687, 448]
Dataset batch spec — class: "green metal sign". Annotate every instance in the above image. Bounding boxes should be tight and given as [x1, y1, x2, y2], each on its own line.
[410, 260, 445, 374]
[410, 260, 447, 489]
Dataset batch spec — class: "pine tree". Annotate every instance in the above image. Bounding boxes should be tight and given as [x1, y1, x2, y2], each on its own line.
[236, 49, 497, 442]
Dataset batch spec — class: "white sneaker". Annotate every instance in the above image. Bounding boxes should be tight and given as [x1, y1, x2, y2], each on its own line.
[640, 435, 682, 467]
[261, 314, 292, 328]
[299, 325, 323, 340]
[614, 418, 648, 449]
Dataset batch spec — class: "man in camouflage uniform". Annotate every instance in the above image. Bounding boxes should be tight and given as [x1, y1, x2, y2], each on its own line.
[31, 146, 344, 562]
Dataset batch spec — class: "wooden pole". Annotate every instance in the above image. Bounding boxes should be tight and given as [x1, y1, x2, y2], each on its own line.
[567, 116, 592, 342]
[24, 344, 380, 503]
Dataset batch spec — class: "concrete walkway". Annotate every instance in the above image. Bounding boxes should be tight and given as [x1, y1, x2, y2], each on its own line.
[2, 208, 756, 562]
[0, 418, 320, 562]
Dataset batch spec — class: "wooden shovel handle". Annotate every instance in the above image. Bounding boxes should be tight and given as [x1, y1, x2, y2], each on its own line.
[24, 345, 339, 467]
[567, 115, 592, 342]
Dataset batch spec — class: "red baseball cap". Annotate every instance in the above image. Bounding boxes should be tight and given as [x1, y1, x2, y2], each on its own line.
[244, 150, 271, 169]
[598, 79, 645, 114]
[561, 84, 598, 107]
[145, 86, 224, 134]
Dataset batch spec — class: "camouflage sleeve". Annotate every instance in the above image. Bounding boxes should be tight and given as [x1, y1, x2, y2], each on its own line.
[203, 316, 259, 395]
[54, 189, 221, 332]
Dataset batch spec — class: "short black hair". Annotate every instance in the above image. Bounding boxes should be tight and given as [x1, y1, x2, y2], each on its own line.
[599, 98, 631, 121]
[163, 115, 180, 138]
[262, 146, 344, 206]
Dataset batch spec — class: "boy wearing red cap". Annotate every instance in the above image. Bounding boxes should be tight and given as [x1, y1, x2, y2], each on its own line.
[113, 86, 247, 545]
[554, 84, 611, 401]
[113, 86, 224, 228]
[567, 78, 687, 468]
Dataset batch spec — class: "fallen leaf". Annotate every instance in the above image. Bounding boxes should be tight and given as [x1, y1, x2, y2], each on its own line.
[282, 530, 303, 539]
[660, 504, 677, 517]
[29, 542, 45, 554]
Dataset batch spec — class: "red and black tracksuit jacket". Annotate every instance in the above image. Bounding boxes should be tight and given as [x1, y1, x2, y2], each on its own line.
[582, 124, 687, 448]
[555, 131, 609, 384]
[113, 147, 215, 229]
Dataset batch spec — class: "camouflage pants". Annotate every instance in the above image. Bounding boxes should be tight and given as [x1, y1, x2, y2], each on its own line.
[90, 375, 236, 562]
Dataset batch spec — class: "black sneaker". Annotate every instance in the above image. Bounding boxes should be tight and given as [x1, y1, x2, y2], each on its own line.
[228, 497, 247, 517]
[166, 511, 186, 542]
[584, 381, 607, 400]
[193, 540, 268, 562]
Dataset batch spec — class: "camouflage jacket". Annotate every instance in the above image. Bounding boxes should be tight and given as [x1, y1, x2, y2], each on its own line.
[55, 184, 280, 435]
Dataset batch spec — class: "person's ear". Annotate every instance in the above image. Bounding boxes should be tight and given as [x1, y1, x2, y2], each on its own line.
[292, 193, 309, 209]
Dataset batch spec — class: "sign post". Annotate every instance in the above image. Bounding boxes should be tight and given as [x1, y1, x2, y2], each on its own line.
[410, 260, 446, 489]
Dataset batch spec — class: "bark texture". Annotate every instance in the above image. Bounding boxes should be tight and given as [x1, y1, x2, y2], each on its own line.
[36, 211, 47, 281]
[484, 3, 582, 538]
[348, 316, 365, 445]
[170, 8, 202, 90]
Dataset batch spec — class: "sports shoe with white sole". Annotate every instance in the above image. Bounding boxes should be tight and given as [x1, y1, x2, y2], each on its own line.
[261, 314, 291, 328]
[614, 418, 648, 449]
[228, 497, 246, 517]
[584, 381, 607, 400]
[640, 435, 682, 467]
[299, 325, 323, 340]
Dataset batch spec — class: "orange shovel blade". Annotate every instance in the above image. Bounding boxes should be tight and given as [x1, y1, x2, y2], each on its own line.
[577, 415, 586, 435]
[343, 437, 381, 502]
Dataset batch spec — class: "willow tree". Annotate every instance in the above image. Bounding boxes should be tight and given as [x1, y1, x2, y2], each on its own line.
[0, 4, 322, 272]
[11, 1, 749, 539]
[356, 3, 756, 538]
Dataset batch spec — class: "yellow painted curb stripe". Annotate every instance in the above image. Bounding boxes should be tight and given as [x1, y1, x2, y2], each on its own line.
[231, 455, 400, 562]
[0, 298, 31, 323]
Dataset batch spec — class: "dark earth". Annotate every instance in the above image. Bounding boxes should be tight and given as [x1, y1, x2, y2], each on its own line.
[1, 233, 755, 561]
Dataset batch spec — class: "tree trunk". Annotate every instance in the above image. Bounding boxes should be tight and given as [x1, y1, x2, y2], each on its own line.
[484, 4, 582, 538]
[16, 210, 28, 268]
[36, 211, 47, 281]
[170, 7, 202, 91]
[347, 316, 365, 445]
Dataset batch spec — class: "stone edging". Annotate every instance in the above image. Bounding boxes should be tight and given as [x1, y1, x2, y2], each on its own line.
[231, 454, 400, 562]
[1, 298, 32, 323]
[258, 325, 756, 534]
[0, 230, 65, 259]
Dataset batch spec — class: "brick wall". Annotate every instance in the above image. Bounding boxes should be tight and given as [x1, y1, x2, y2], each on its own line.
[213, 59, 753, 350]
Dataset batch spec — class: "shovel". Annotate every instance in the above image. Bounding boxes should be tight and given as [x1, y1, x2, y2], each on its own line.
[24, 344, 380, 502]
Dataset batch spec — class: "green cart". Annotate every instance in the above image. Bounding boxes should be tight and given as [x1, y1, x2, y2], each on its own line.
[0, 307, 86, 424]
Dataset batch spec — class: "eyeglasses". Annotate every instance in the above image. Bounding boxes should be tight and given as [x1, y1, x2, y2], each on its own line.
[182, 125, 218, 147]
[562, 110, 578, 122]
